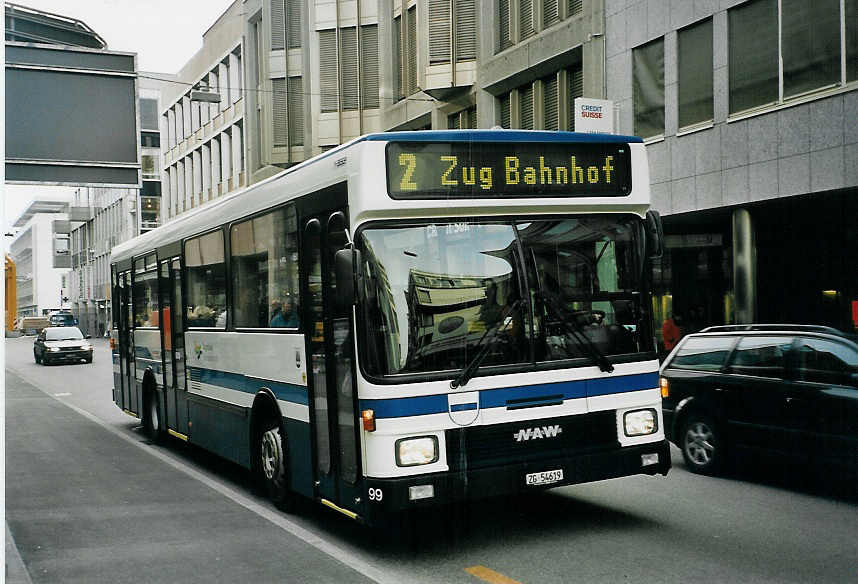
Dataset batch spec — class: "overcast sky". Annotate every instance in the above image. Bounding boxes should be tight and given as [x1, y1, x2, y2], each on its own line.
[3, 0, 236, 236]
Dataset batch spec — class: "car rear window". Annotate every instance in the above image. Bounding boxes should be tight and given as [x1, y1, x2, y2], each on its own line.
[669, 336, 735, 371]
[729, 336, 793, 378]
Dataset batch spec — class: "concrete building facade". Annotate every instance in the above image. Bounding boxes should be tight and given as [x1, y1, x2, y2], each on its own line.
[160, 1, 248, 222]
[8, 199, 71, 320]
[606, 0, 858, 333]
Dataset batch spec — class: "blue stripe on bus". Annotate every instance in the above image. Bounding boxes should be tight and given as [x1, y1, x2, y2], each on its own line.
[450, 403, 478, 412]
[362, 130, 643, 144]
[360, 372, 659, 419]
[190, 367, 309, 406]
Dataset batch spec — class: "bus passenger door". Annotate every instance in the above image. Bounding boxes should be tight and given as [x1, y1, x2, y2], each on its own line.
[303, 213, 362, 517]
[168, 258, 190, 435]
[119, 271, 136, 414]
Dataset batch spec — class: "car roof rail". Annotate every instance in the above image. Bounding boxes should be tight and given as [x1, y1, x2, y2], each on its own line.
[699, 324, 843, 334]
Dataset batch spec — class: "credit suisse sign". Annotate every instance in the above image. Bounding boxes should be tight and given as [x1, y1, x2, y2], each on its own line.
[574, 98, 614, 134]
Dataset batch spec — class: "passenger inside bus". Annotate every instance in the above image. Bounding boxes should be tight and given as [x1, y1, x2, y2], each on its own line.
[270, 296, 299, 328]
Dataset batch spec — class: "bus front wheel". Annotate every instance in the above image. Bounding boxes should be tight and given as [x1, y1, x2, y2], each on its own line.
[257, 422, 294, 512]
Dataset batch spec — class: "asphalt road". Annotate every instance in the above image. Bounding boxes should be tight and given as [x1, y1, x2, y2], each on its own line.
[5, 335, 858, 584]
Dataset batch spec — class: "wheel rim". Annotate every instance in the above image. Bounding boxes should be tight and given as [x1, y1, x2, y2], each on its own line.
[260, 429, 281, 481]
[684, 421, 715, 466]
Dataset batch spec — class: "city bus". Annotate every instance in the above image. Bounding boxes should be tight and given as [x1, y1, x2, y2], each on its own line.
[110, 130, 669, 524]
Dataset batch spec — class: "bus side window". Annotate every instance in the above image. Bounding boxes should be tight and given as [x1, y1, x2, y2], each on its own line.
[184, 230, 227, 328]
[230, 206, 300, 329]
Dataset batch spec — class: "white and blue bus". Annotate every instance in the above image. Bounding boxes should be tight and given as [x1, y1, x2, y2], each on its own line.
[110, 130, 669, 524]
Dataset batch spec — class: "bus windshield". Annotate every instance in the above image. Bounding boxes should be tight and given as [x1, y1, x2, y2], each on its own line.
[359, 215, 648, 378]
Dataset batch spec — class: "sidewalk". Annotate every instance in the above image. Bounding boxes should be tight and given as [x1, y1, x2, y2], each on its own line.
[5, 369, 376, 584]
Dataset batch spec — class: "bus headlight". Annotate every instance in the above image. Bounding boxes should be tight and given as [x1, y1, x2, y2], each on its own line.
[395, 436, 439, 467]
[623, 409, 657, 436]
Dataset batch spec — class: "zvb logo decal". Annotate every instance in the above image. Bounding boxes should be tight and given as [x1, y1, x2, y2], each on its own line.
[194, 342, 203, 359]
[513, 425, 563, 442]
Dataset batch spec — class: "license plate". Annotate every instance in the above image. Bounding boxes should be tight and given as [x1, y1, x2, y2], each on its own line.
[525, 469, 564, 486]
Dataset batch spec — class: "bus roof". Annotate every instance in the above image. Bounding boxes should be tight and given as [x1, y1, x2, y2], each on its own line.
[361, 129, 643, 144]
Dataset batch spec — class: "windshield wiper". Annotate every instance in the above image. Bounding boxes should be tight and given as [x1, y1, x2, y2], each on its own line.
[538, 289, 614, 373]
[451, 297, 523, 389]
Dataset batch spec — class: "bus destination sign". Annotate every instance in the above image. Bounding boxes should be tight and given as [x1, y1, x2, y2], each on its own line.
[386, 142, 632, 199]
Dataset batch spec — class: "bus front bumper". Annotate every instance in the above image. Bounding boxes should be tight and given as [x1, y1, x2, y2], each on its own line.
[363, 440, 671, 517]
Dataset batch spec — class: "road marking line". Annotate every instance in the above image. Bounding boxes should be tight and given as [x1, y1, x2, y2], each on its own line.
[53, 392, 72, 397]
[5, 368, 398, 584]
[465, 565, 523, 584]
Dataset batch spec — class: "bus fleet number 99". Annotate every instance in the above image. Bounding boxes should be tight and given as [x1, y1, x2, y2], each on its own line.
[368, 488, 383, 502]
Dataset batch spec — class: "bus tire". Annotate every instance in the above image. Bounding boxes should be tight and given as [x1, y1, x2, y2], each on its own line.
[143, 388, 165, 444]
[257, 421, 294, 512]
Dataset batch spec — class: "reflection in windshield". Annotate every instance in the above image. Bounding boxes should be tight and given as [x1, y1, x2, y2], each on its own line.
[360, 223, 528, 375]
[359, 217, 649, 378]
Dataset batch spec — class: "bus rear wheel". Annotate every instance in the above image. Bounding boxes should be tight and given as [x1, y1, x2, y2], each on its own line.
[257, 422, 294, 512]
[143, 389, 164, 444]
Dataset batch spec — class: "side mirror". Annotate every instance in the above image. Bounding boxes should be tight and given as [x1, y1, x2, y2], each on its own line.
[334, 248, 363, 312]
[645, 210, 664, 260]
[85, 335, 92, 339]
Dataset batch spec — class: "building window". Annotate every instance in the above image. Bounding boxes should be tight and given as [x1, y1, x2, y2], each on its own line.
[567, 63, 583, 130]
[141, 155, 156, 178]
[273, 77, 288, 146]
[141, 131, 160, 148]
[340, 27, 359, 111]
[542, 74, 559, 131]
[407, 6, 418, 95]
[393, 16, 403, 101]
[519, 0, 535, 41]
[632, 37, 665, 139]
[455, 0, 476, 61]
[499, 93, 511, 128]
[287, 76, 304, 145]
[320, 29, 338, 112]
[448, 105, 477, 128]
[729, 0, 849, 115]
[287, 0, 302, 48]
[848, 0, 857, 81]
[429, 0, 452, 64]
[139, 98, 159, 131]
[678, 18, 713, 129]
[271, 0, 285, 50]
[497, 0, 512, 52]
[782, 0, 840, 98]
[361, 25, 380, 108]
[519, 83, 534, 129]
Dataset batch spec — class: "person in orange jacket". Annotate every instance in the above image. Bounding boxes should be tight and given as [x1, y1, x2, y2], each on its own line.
[662, 312, 683, 353]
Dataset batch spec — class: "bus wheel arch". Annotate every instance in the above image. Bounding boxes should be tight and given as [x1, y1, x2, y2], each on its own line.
[141, 370, 164, 443]
[250, 391, 294, 511]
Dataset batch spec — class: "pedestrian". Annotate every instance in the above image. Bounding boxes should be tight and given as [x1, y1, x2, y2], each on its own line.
[662, 312, 683, 354]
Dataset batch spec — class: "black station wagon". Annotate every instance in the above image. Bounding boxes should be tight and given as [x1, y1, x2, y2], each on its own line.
[660, 325, 858, 475]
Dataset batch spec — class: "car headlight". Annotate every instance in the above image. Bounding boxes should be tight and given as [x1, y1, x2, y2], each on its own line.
[49, 347, 61, 352]
[80, 343, 92, 350]
[624, 409, 657, 436]
[395, 436, 439, 467]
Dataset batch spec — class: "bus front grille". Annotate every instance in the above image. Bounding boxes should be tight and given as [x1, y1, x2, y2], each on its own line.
[445, 410, 618, 471]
